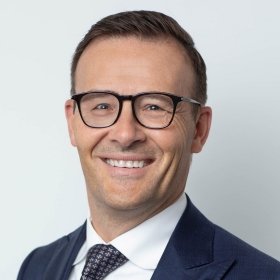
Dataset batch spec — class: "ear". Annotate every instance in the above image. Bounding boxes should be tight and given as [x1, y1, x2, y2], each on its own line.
[191, 106, 212, 153]
[65, 99, 77, 147]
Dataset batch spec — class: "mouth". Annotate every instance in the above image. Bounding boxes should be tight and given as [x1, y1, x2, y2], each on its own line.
[105, 159, 152, 168]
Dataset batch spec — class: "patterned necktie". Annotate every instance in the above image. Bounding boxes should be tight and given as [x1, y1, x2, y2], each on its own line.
[80, 244, 128, 280]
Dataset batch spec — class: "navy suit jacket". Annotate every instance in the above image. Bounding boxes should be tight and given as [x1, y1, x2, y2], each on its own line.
[17, 196, 280, 280]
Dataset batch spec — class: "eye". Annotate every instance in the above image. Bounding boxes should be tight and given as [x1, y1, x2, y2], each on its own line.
[146, 105, 163, 111]
[94, 103, 110, 110]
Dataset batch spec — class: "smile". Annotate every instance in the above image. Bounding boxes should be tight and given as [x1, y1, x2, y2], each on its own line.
[105, 159, 150, 168]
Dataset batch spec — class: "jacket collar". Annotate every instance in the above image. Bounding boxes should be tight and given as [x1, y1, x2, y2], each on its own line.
[151, 195, 234, 280]
[42, 221, 86, 280]
[41, 196, 234, 280]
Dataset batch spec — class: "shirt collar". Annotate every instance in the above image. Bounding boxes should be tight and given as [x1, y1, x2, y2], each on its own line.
[73, 193, 187, 270]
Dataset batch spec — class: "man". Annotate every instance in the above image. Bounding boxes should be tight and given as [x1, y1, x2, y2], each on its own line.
[17, 10, 280, 280]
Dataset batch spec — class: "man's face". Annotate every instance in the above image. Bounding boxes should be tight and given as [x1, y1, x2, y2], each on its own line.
[66, 37, 211, 216]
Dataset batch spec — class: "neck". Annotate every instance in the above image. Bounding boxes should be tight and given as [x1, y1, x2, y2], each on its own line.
[87, 193, 182, 243]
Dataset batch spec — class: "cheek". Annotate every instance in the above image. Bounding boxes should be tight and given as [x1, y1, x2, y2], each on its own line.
[176, 114, 195, 142]
[165, 117, 194, 151]
[164, 119, 195, 175]
[73, 121, 108, 153]
[149, 123, 192, 192]
[149, 122, 192, 159]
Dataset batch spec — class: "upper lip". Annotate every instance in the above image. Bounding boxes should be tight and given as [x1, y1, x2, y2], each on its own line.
[100, 154, 154, 163]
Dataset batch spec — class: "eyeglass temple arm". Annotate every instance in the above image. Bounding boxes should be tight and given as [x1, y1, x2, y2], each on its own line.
[181, 97, 201, 106]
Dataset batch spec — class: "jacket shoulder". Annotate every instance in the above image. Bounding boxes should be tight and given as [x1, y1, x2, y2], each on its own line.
[17, 223, 85, 280]
[213, 225, 280, 279]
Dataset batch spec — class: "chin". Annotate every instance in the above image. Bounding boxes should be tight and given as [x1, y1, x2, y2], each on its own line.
[102, 189, 155, 211]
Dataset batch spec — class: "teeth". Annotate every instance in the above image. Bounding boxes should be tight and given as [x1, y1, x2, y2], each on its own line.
[106, 159, 147, 168]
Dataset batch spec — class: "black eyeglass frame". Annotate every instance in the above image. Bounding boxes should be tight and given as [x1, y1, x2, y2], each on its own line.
[71, 91, 201, 129]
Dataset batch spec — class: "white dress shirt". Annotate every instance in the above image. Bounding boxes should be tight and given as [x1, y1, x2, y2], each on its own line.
[69, 193, 187, 280]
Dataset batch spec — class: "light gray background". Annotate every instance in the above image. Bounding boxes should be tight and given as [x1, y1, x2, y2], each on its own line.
[1, 1, 280, 279]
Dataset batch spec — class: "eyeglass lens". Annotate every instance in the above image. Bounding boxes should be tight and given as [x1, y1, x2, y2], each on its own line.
[79, 92, 175, 128]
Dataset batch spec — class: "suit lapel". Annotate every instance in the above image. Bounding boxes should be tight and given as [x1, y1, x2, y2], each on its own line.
[151, 196, 234, 280]
[40, 197, 234, 280]
[42, 222, 86, 280]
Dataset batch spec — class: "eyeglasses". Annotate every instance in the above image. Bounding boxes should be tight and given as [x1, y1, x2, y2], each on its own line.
[71, 91, 201, 129]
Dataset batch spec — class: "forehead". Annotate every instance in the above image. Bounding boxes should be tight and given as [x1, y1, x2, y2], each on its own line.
[75, 36, 195, 96]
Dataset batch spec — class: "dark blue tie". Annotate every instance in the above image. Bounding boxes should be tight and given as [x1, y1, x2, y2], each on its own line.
[80, 244, 128, 280]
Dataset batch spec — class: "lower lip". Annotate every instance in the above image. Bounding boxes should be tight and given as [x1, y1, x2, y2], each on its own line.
[102, 160, 151, 176]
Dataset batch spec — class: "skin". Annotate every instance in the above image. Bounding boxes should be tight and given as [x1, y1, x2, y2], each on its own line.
[65, 37, 212, 242]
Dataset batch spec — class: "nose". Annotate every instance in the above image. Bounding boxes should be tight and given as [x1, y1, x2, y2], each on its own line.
[107, 101, 146, 147]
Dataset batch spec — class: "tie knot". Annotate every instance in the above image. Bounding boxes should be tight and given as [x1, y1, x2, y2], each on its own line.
[81, 244, 128, 280]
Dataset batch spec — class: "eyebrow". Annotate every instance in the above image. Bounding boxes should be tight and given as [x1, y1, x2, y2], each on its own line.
[85, 89, 118, 94]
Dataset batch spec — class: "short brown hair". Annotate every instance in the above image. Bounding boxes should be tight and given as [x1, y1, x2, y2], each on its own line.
[71, 10, 207, 105]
